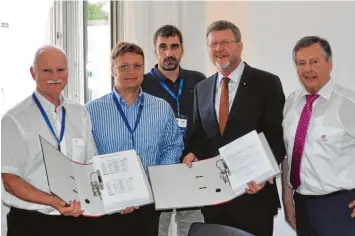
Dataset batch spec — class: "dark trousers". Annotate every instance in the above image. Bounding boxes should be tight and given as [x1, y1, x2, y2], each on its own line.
[202, 200, 274, 236]
[83, 204, 160, 236]
[8, 204, 159, 236]
[7, 207, 87, 236]
[294, 189, 355, 236]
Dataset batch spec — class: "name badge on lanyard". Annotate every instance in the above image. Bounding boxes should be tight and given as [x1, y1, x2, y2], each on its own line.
[150, 72, 188, 137]
[176, 115, 188, 138]
[112, 93, 144, 149]
[32, 93, 66, 151]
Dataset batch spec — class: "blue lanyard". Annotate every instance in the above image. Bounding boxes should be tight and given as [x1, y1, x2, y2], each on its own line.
[32, 93, 66, 151]
[150, 72, 184, 116]
[112, 93, 144, 149]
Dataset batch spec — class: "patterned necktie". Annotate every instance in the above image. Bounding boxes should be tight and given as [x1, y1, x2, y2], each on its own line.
[219, 77, 230, 135]
[290, 93, 320, 189]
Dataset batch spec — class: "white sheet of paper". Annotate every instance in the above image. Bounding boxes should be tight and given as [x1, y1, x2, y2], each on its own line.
[218, 131, 280, 196]
[93, 150, 152, 213]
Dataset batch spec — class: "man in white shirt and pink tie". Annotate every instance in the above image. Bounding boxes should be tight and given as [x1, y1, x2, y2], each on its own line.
[282, 36, 355, 236]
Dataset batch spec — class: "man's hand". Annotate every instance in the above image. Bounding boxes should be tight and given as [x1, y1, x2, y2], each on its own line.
[183, 152, 198, 168]
[283, 199, 296, 229]
[51, 196, 83, 217]
[349, 200, 355, 218]
[120, 207, 135, 215]
[245, 178, 273, 194]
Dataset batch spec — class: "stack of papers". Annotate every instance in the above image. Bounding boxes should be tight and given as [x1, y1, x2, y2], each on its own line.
[92, 150, 152, 213]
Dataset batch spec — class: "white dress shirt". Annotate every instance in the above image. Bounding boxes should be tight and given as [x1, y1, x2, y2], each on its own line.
[283, 79, 355, 195]
[215, 61, 245, 121]
[1, 90, 97, 214]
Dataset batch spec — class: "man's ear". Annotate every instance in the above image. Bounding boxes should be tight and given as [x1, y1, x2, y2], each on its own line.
[111, 66, 116, 78]
[30, 66, 36, 80]
[238, 41, 243, 52]
[328, 57, 333, 71]
[154, 47, 158, 58]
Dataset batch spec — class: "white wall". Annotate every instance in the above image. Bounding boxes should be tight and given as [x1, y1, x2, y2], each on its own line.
[123, 2, 355, 236]
[244, 1, 355, 96]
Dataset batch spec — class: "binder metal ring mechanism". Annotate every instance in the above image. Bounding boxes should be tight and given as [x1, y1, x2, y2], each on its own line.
[89, 170, 104, 198]
[216, 159, 231, 184]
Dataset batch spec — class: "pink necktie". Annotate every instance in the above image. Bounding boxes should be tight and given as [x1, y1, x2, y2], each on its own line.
[290, 94, 320, 189]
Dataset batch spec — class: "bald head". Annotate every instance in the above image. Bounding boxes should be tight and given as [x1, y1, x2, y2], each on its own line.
[32, 45, 67, 72]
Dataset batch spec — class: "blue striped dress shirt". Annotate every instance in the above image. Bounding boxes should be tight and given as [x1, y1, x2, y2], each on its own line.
[85, 89, 183, 171]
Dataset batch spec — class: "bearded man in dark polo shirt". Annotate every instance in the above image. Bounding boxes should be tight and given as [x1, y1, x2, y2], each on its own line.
[141, 25, 206, 236]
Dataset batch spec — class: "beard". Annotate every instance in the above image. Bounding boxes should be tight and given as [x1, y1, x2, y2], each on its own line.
[215, 61, 231, 70]
[161, 56, 180, 71]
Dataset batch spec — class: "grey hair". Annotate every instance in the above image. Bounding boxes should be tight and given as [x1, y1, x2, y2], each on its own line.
[293, 36, 332, 63]
[206, 20, 242, 42]
[32, 45, 67, 71]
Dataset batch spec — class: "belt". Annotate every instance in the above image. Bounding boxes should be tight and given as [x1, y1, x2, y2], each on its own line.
[294, 188, 355, 200]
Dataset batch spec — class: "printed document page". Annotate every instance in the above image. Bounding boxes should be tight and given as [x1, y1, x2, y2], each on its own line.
[93, 150, 152, 214]
[218, 131, 280, 196]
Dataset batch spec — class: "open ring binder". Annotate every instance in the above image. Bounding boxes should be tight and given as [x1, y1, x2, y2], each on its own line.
[148, 130, 281, 210]
[40, 135, 154, 216]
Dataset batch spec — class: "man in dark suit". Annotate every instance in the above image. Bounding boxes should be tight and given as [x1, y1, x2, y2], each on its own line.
[183, 20, 286, 236]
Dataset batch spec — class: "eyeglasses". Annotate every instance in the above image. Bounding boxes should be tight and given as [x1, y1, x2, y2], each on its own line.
[207, 40, 238, 49]
[114, 64, 143, 71]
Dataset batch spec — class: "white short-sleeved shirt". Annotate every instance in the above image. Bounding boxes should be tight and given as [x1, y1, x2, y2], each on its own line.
[283, 80, 355, 195]
[1, 90, 97, 214]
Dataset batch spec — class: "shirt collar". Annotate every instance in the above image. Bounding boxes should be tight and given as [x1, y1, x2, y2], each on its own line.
[217, 61, 245, 85]
[34, 89, 65, 113]
[112, 87, 143, 107]
[300, 78, 334, 101]
[150, 64, 182, 82]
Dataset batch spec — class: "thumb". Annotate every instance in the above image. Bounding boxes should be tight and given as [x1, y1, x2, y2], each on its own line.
[268, 178, 274, 184]
[185, 159, 192, 168]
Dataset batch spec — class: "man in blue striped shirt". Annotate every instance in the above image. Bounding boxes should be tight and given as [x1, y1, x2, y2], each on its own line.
[85, 42, 183, 236]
